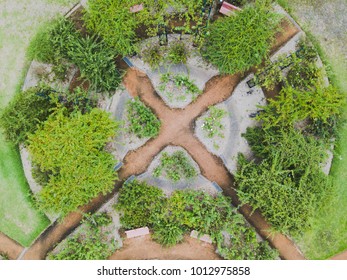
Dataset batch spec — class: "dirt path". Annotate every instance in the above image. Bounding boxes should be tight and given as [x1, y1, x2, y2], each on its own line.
[119, 68, 305, 260]
[0, 232, 24, 259]
[18, 16, 303, 260]
[330, 251, 347, 260]
[109, 235, 221, 260]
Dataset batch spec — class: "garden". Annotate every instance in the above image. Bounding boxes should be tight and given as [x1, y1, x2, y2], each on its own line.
[0, 0, 346, 261]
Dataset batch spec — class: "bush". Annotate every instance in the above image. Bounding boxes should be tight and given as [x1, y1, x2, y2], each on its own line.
[142, 45, 163, 69]
[258, 85, 344, 130]
[28, 108, 120, 217]
[116, 185, 278, 259]
[236, 127, 332, 233]
[202, 106, 227, 138]
[168, 42, 189, 64]
[48, 212, 116, 260]
[287, 60, 323, 90]
[202, 4, 281, 74]
[152, 221, 184, 246]
[153, 151, 198, 182]
[31, 17, 122, 91]
[0, 86, 55, 145]
[67, 35, 122, 92]
[255, 54, 293, 90]
[27, 20, 57, 63]
[83, 0, 138, 56]
[56, 87, 97, 114]
[115, 180, 166, 229]
[126, 97, 161, 138]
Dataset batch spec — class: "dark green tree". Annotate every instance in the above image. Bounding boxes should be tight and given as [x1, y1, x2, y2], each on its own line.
[0, 86, 55, 145]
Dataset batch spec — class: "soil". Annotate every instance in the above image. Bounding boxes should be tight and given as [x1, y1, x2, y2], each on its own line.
[271, 19, 300, 54]
[330, 250, 347, 260]
[17, 9, 305, 260]
[0, 232, 24, 260]
[109, 235, 221, 260]
[262, 82, 283, 100]
[68, 69, 90, 92]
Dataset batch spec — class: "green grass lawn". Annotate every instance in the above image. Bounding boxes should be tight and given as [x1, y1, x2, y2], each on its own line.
[0, 0, 76, 247]
[277, 0, 347, 259]
[0, 133, 50, 247]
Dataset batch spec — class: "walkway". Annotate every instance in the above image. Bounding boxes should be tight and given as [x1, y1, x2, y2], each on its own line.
[0, 16, 309, 260]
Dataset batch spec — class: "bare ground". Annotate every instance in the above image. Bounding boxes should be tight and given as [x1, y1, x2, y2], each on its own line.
[109, 235, 221, 260]
[0, 232, 24, 260]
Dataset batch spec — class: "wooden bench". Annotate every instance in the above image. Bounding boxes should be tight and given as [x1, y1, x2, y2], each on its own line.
[125, 227, 150, 239]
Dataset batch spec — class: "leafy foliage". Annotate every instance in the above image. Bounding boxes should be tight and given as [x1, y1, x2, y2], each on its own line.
[255, 54, 293, 90]
[142, 45, 163, 69]
[258, 85, 344, 130]
[32, 17, 122, 91]
[168, 42, 189, 64]
[152, 221, 184, 246]
[116, 181, 278, 259]
[27, 20, 59, 63]
[126, 97, 161, 138]
[0, 86, 55, 145]
[83, 0, 138, 56]
[202, 106, 227, 138]
[287, 59, 323, 90]
[202, 4, 281, 74]
[56, 86, 97, 114]
[115, 180, 166, 229]
[159, 73, 201, 102]
[153, 151, 198, 182]
[66, 35, 122, 92]
[236, 127, 332, 233]
[28, 108, 120, 217]
[83, 0, 213, 55]
[48, 212, 116, 260]
[0, 253, 9, 260]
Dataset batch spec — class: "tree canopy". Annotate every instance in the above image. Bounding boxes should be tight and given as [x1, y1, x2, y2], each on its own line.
[258, 85, 344, 130]
[235, 127, 332, 233]
[0, 86, 55, 145]
[28, 108, 120, 217]
[202, 4, 281, 74]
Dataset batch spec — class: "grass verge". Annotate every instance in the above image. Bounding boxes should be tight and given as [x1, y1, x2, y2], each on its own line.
[0, 0, 76, 246]
[277, 0, 347, 259]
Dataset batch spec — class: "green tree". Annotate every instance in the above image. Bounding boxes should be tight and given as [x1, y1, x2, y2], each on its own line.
[258, 85, 344, 130]
[0, 86, 55, 145]
[235, 127, 332, 233]
[28, 108, 120, 217]
[202, 4, 281, 74]
[115, 180, 166, 229]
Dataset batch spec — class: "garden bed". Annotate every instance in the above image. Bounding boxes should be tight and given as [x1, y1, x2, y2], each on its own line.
[195, 103, 230, 155]
[136, 146, 219, 196]
[130, 34, 219, 108]
[47, 195, 121, 260]
[101, 88, 151, 161]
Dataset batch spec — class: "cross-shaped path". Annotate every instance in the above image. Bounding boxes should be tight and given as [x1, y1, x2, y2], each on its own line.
[118, 68, 305, 260]
[8, 19, 308, 260]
